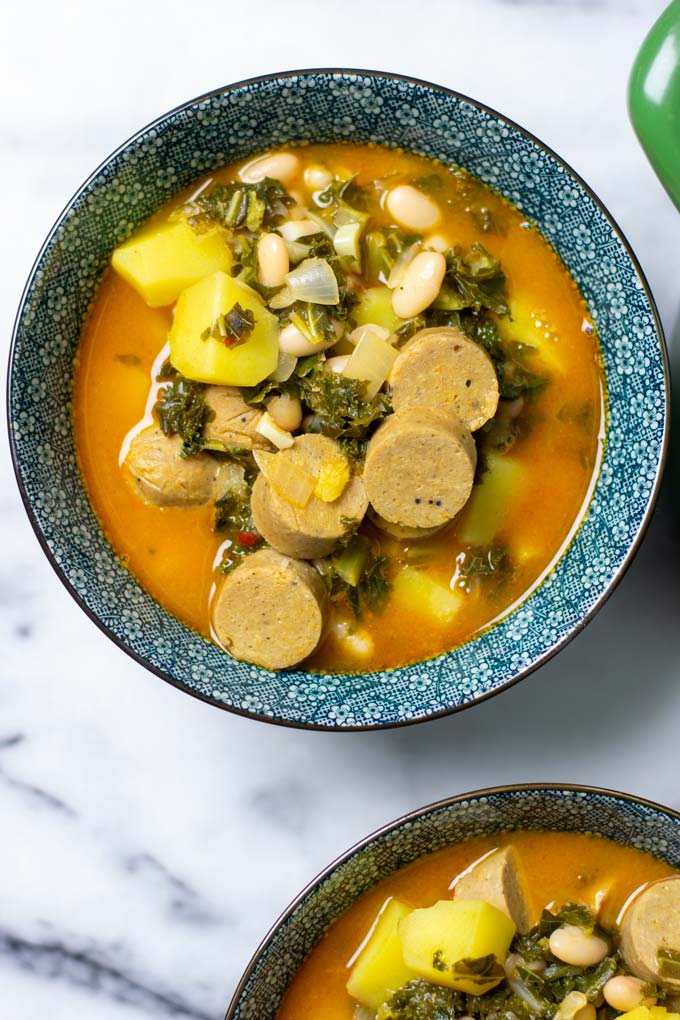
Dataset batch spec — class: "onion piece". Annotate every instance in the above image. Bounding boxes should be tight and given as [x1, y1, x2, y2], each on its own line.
[271, 351, 298, 382]
[342, 330, 399, 399]
[334, 222, 363, 260]
[253, 449, 315, 508]
[283, 257, 340, 305]
[255, 411, 295, 450]
[386, 241, 421, 290]
[349, 323, 391, 347]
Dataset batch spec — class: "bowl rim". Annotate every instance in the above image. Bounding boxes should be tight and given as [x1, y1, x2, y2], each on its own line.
[223, 782, 680, 1019]
[7, 68, 670, 731]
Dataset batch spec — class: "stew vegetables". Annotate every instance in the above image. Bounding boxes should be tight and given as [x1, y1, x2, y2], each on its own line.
[278, 830, 680, 1020]
[73, 144, 604, 672]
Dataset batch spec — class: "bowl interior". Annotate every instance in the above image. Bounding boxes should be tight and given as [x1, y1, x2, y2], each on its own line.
[226, 786, 680, 1019]
[8, 70, 667, 728]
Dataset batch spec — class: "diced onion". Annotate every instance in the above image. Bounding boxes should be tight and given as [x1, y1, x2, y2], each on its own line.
[271, 351, 298, 382]
[342, 329, 399, 399]
[253, 448, 315, 508]
[349, 323, 391, 347]
[334, 222, 363, 259]
[255, 411, 295, 450]
[284, 258, 340, 305]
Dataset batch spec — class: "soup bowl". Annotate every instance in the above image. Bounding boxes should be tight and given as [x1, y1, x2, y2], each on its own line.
[224, 783, 680, 1019]
[8, 70, 668, 729]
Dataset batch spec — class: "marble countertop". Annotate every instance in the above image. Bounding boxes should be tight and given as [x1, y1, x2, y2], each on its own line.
[2, 0, 680, 1016]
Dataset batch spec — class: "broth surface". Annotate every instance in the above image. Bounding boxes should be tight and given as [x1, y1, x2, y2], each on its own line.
[278, 830, 673, 1019]
[73, 144, 604, 672]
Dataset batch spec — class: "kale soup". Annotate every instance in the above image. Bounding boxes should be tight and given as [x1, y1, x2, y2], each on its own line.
[278, 830, 678, 1020]
[72, 144, 604, 673]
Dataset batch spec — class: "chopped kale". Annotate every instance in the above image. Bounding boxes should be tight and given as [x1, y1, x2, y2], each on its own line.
[185, 177, 293, 233]
[463, 319, 547, 400]
[155, 375, 212, 458]
[347, 554, 391, 617]
[657, 949, 680, 981]
[322, 536, 391, 619]
[156, 358, 178, 381]
[298, 366, 392, 462]
[442, 243, 510, 317]
[288, 301, 337, 344]
[201, 302, 255, 347]
[380, 979, 464, 1019]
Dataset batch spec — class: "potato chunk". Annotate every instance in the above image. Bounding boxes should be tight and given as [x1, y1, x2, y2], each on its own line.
[111, 221, 232, 307]
[169, 271, 279, 386]
[347, 898, 416, 1009]
[398, 899, 515, 993]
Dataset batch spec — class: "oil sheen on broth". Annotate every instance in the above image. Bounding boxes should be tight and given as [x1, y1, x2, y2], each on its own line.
[73, 143, 604, 673]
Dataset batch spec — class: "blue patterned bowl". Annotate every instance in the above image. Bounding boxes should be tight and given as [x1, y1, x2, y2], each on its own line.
[225, 784, 680, 1019]
[8, 70, 668, 729]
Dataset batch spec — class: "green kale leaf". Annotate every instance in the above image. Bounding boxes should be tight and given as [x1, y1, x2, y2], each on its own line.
[155, 375, 212, 458]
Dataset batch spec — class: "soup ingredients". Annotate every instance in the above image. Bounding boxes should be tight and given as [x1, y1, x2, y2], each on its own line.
[169, 271, 279, 386]
[621, 877, 680, 991]
[346, 899, 416, 1010]
[251, 434, 368, 559]
[239, 151, 301, 185]
[549, 924, 609, 967]
[453, 846, 532, 933]
[203, 385, 268, 452]
[257, 232, 290, 287]
[392, 250, 447, 318]
[111, 221, 232, 307]
[212, 548, 328, 669]
[389, 327, 500, 430]
[125, 427, 219, 506]
[363, 408, 476, 528]
[397, 899, 515, 993]
[386, 184, 442, 232]
[603, 977, 653, 1012]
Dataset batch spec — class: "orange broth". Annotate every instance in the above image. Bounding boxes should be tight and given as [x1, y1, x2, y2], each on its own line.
[278, 830, 673, 1020]
[73, 144, 604, 672]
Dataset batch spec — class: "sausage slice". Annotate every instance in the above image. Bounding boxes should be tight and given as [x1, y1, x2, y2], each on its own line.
[251, 434, 368, 559]
[212, 549, 328, 670]
[621, 876, 680, 990]
[363, 407, 476, 529]
[125, 426, 217, 506]
[453, 846, 532, 933]
[389, 326, 499, 430]
[367, 507, 447, 541]
[204, 385, 269, 451]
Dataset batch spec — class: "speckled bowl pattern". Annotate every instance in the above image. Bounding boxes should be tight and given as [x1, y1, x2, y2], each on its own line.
[225, 785, 680, 1019]
[8, 70, 668, 729]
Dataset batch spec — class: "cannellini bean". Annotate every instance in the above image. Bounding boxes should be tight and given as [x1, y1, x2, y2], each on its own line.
[266, 393, 302, 433]
[424, 233, 451, 253]
[278, 321, 338, 358]
[279, 219, 321, 242]
[386, 184, 441, 231]
[392, 251, 446, 318]
[304, 164, 333, 190]
[549, 926, 609, 968]
[324, 355, 350, 374]
[257, 233, 289, 288]
[239, 152, 300, 186]
[603, 976, 652, 1012]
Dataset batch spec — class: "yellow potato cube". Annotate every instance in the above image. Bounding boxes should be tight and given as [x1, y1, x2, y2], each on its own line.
[169, 271, 279, 387]
[391, 567, 463, 625]
[111, 220, 232, 307]
[354, 286, 403, 335]
[455, 455, 525, 547]
[398, 899, 515, 993]
[347, 898, 417, 1009]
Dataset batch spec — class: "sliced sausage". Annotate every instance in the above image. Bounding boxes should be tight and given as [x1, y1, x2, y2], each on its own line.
[389, 326, 499, 431]
[125, 426, 217, 506]
[204, 385, 269, 451]
[251, 434, 368, 559]
[212, 549, 328, 670]
[453, 846, 532, 933]
[621, 876, 680, 990]
[363, 407, 476, 529]
[367, 506, 447, 541]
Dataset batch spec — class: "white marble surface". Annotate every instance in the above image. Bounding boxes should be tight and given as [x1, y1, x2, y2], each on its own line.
[3, 0, 680, 1016]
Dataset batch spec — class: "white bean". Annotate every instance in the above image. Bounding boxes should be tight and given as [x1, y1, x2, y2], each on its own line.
[304, 164, 333, 190]
[392, 251, 446, 319]
[257, 233, 289, 288]
[386, 184, 441, 231]
[549, 926, 609, 968]
[266, 393, 302, 432]
[239, 152, 300, 186]
[603, 977, 651, 1013]
[324, 355, 350, 374]
[424, 233, 451, 253]
[278, 321, 337, 357]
